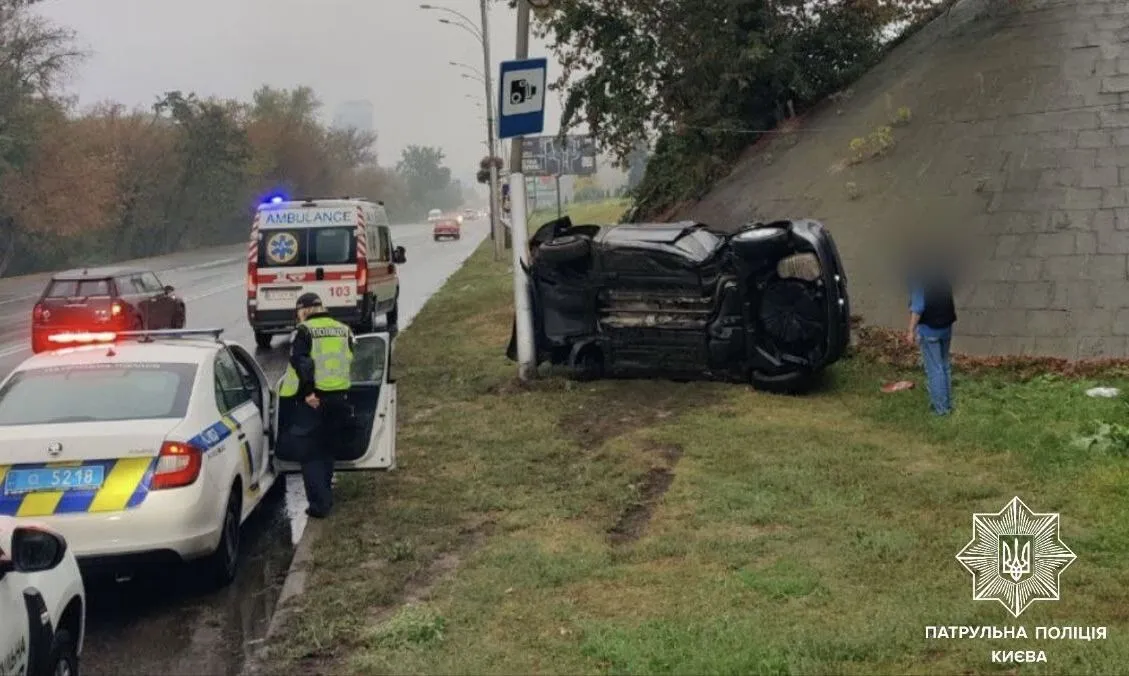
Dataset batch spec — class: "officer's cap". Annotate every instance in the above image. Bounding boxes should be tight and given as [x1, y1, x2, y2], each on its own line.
[296, 292, 323, 309]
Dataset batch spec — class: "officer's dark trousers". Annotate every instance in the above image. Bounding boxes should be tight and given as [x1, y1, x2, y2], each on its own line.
[300, 391, 351, 516]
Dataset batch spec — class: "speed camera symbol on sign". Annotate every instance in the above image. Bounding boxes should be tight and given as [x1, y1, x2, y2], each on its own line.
[501, 67, 545, 117]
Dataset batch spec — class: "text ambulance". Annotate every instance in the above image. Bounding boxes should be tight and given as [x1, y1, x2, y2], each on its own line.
[246, 198, 406, 349]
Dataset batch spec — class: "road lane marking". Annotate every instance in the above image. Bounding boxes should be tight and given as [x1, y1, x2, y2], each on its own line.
[185, 281, 243, 302]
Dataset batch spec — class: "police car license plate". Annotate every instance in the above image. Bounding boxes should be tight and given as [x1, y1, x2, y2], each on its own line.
[265, 289, 298, 301]
[3, 466, 105, 494]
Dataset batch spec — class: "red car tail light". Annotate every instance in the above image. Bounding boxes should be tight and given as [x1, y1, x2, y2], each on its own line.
[32, 302, 45, 323]
[111, 302, 123, 317]
[151, 441, 204, 490]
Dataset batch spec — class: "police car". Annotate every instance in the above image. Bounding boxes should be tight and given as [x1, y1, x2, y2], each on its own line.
[0, 328, 397, 586]
[0, 518, 85, 676]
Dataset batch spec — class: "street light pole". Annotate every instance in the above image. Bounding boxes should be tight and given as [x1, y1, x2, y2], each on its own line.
[421, 2, 503, 260]
[479, 0, 504, 261]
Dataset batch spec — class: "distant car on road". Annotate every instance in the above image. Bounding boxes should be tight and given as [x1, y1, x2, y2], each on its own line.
[509, 217, 851, 393]
[0, 328, 398, 587]
[463, 208, 476, 220]
[433, 217, 461, 242]
[31, 267, 185, 353]
[0, 517, 85, 676]
[427, 209, 443, 222]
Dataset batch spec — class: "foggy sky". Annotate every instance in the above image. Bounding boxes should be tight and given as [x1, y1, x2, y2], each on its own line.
[34, 0, 570, 188]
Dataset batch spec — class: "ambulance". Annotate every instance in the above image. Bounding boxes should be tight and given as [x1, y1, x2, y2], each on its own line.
[246, 197, 406, 349]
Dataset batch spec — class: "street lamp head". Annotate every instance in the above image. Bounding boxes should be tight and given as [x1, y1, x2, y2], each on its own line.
[419, 3, 433, 8]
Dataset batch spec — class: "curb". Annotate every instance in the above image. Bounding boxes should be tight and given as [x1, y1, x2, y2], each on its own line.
[242, 518, 324, 675]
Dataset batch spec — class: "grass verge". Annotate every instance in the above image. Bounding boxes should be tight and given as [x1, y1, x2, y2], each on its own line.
[258, 241, 1129, 675]
[528, 198, 630, 230]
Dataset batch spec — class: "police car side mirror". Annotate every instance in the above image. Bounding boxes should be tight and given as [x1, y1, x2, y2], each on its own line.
[8, 527, 67, 574]
[392, 247, 406, 265]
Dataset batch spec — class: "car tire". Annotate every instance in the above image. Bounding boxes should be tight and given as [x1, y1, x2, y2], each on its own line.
[538, 235, 591, 265]
[201, 488, 242, 588]
[386, 301, 400, 335]
[254, 332, 273, 350]
[46, 627, 79, 676]
[356, 296, 376, 333]
[571, 345, 604, 382]
[173, 304, 186, 329]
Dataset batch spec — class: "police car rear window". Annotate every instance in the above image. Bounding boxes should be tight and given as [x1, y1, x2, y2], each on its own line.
[0, 362, 197, 425]
[258, 227, 356, 267]
[45, 279, 112, 297]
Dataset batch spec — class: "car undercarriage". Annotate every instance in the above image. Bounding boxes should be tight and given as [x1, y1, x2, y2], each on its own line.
[507, 216, 851, 394]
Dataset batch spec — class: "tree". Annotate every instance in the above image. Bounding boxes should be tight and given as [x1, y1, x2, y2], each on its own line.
[396, 145, 458, 213]
[154, 91, 251, 250]
[0, 0, 84, 274]
[538, 0, 897, 216]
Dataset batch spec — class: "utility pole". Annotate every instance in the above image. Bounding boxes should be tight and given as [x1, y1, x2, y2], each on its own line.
[508, 0, 536, 381]
[479, 0, 504, 261]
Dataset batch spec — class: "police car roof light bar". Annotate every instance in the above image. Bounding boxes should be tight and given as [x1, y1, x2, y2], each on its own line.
[115, 328, 225, 343]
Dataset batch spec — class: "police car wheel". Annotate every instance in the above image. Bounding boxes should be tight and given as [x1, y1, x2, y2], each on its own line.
[254, 332, 272, 350]
[201, 489, 241, 587]
[46, 628, 78, 676]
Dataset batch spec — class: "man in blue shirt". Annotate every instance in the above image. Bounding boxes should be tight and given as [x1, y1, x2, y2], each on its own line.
[907, 271, 957, 415]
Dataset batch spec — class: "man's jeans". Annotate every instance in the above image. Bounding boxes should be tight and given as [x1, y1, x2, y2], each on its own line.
[919, 335, 952, 415]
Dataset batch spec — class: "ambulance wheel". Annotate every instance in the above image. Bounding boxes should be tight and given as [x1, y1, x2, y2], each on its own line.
[357, 297, 376, 333]
[386, 302, 399, 335]
[254, 331, 272, 350]
[201, 488, 242, 588]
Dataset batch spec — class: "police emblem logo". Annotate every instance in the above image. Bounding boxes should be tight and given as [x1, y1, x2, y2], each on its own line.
[266, 232, 299, 264]
[47, 442, 62, 456]
[955, 496, 1076, 617]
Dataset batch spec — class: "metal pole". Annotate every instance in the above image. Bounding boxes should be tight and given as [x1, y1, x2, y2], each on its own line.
[480, 0, 503, 261]
[555, 174, 561, 218]
[510, 0, 536, 381]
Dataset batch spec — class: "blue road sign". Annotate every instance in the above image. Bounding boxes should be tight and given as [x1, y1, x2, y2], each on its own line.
[498, 57, 547, 140]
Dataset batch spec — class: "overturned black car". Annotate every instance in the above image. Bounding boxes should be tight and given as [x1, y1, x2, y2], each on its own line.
[506, 217, 851, 393]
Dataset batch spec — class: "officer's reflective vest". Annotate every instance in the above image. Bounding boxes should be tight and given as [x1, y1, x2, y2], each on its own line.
[279, 316, 353, 396]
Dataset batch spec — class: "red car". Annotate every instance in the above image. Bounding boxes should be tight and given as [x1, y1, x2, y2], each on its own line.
[432, 217, 461, 241]
[31, 266, 187, 353]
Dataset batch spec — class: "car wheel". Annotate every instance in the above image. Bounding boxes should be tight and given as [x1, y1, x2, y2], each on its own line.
[47, 628, 79, 676]
[538, 234, 591, 265]
[254, 331, 273, 350]
[174, 305, 186, 328]
[571, 345, 604, 382]
[357, 296, 376, 333]
[201, 488, 242, 588]
[386, 301, 399, 335]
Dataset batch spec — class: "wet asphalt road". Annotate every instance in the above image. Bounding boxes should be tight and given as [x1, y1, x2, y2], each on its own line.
[0, 219, 490, 675]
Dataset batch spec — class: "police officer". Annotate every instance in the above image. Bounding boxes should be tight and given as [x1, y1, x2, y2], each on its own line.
[278, 292, 355, 518]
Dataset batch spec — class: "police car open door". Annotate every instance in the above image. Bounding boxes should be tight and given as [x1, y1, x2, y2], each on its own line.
[273, 332, 397, 472]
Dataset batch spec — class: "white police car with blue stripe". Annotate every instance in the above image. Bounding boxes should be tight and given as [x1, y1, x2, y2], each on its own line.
[0, 518, 85, 676]
[0, 328, 397, 587]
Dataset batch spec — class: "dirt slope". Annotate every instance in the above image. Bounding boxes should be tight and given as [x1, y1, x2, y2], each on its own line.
[675, 0, 1129, 359]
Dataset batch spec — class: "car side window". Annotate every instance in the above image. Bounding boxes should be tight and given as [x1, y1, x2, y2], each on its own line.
[213, 350, 252, 413]
[141, 272, 165, 292]
[228, 348, 264, 411]
[378, 226, 391, 261]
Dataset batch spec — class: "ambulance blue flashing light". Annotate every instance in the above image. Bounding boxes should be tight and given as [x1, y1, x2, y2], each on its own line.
[263, 192, 287, 205]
